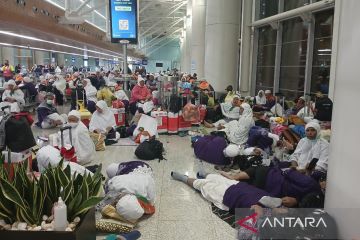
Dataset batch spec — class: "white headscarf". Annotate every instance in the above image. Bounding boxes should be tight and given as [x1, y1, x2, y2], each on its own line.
[305, 121, 321, 138]
[23, 77, 32, 83]
[106, 163, 119, 179]
[116, 194, 144, 222]
[256, 90, 266, 105]
[137, 76, 145, 86]
[68, 110, 81, 120]
[39, 75, 46, 84]
[83, 78, 97, 102]
[7, 80, 16, 86]
[89, 100, 116, 133]
[223, 144, 240, 157]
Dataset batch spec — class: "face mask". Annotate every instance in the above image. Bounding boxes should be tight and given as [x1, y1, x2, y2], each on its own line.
[68, 122, 79, 128]
[47, 100, 53, 105]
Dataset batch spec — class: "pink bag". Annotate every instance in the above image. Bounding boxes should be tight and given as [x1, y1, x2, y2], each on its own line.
[182, 103, 200, 122]
[272, 124, 288, 136]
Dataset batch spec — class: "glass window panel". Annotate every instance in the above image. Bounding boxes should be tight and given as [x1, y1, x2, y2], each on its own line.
[284, 0, 310, 11]
[256, 67, 275, 92]
[256, 0, 279, 20]
[279, 67, 306, 99]
[281, 41, 308, 66]
[258, 26, 277, 45]
[311, 9, 334, 95]
[257, 45, 277, 66]
[282, 17, 308, 42]
[255, 26, 277, 92]
[279, 18, 308, 99]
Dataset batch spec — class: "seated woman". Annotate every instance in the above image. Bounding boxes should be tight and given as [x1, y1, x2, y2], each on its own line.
[203, 95, 242, 127]
[0, 80, 25, 113]
[89, 100, 116, 136]
[254, 90, 266, 105]
[129, 76, 152, 115]
[57, 110, 95, 165]
[97, 82, 116, 107]
[83, 78, 97, 113]
[114, 83, 130, 110]
[21, 76, 37, 100]
[217, 103, 255, 146]
[286, 97, 313, 118]
[36, 92, 67, 128]
[289, 121, 329, 172]
[253, 90, 276, 112]
[101, 161, 155, 223]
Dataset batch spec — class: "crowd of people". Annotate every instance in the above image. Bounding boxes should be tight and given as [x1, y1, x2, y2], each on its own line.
[0, 58, 334, 237]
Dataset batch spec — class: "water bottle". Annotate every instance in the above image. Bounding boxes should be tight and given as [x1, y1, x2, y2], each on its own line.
[54, 197, 67, 231]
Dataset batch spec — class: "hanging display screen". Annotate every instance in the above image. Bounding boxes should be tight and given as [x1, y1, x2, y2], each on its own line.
[109, 0, 138, 44]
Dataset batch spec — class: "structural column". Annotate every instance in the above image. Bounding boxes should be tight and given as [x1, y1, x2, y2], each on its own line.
[190, 0, 206, 77]
[56, 53, 65, 66]
[204, 0, 240, 91]
[1, 47, 15, 66]
[325, 0, 360, 239]
[184, 0, 192, 73]
[34, 50, 49, 65]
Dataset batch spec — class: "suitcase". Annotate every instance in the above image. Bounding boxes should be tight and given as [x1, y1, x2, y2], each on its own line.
[167, 112, 179, 134]
[178, 110, 192, 131]
[59, 126, 77, 163]
[110, 108, 126, 126]
[151, 111, 168, 134]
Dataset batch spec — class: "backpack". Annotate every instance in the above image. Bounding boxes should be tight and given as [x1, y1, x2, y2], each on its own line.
[135, 138, 165, 161]
[169, 94, 182, 113]
[5, 115, 36, 152]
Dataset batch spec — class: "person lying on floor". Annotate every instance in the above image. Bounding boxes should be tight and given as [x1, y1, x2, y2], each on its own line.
[216, 103, 255, 146]
[89, 100, 116, 137]
[56, 110, 95, 165]
[171, 166, 324, 211]
[288, 121, 329, 173]
[203, 95, 242, 128]
[100, 161, 155, 223]
[36, 92, 67, 128]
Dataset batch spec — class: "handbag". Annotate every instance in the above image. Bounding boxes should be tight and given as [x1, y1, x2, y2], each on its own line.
[90, 132, 106, 151]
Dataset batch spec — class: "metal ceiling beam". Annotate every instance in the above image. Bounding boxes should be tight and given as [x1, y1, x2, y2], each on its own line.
[74, 0, 92, 14]
[146, 36, 179, 56]
[141, 17, 183, 40]
[141, 2, 186, 35]
[140, 28, 182, 50]
[140, 1, 186, 23]
[80, 2, 107, 16]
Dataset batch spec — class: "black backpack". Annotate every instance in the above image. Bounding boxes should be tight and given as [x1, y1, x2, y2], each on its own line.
[169, 94, 182, 113]
[135, 139, 165, 161]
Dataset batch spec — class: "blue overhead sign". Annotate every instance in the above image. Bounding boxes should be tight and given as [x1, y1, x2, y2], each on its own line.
[109, 0, 138, 44]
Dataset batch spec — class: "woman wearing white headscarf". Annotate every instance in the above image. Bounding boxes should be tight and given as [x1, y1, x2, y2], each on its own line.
[222, 103, 255, 145]
[255, 90, 266, 105]
[0, 80, 25, 112]
[289, 121, 329, 172]
[58, 110, 95, 165]
[82, 78, 97, 113]
[89, 100, 116, 134]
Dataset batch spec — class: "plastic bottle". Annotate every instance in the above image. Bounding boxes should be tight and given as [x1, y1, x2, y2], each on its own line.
[54, 197, 67, 231]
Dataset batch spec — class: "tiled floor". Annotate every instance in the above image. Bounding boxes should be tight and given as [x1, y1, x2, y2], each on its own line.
[33, 126, 237, 240]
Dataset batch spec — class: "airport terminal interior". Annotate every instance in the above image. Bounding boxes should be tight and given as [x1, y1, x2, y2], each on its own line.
[0, 0, 359, 239]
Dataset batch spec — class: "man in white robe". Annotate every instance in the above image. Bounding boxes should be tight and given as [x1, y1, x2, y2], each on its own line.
[0, 80, 25, 112]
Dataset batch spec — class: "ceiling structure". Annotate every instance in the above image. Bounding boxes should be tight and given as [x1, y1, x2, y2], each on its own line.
[46, 0, 187, 57]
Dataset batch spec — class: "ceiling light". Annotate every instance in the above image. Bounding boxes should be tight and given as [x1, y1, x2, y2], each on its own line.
[0, 30, 122, 59]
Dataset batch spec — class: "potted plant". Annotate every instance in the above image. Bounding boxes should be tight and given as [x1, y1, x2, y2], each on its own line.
[0, 159, 103, 240]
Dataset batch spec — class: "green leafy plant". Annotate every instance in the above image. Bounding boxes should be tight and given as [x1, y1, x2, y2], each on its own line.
[0, 159, 103, 226]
